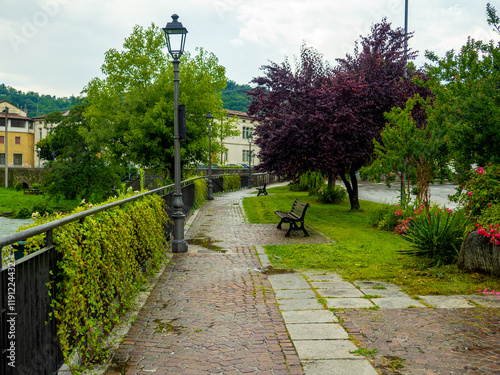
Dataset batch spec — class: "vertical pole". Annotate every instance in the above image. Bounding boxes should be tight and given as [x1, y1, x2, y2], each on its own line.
[248, 138, 252, 188]
[171, 57, 188, 253]
[207, 125, 214, 200]
[400, 0, 408, 206]
[4, 107, 8, 188]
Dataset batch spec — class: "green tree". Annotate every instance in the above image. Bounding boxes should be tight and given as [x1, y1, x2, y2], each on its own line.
[40, 102, 124, 201]
[221, 80, 252, 111]
[83, 24, 230, 179]
[363, 95, 451, 210]
[425, 5, 500, 176]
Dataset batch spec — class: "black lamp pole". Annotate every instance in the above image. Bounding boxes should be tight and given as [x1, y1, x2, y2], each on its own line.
[247, 135, 252, 188]
[163, 14, 188, 253]
[206, 111, 214, 200]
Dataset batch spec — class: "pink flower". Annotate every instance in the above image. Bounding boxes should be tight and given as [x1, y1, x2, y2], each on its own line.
[468, 191, 473, 196]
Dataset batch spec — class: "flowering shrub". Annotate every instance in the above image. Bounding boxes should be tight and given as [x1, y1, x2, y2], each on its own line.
[317, 186, 347, 204]
[481, 288, 500, 299]
[458, 163, 500, 219]
[476, 224, 500, 246]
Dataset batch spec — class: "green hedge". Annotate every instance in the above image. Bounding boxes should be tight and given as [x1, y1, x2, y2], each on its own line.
[18, 193, 170, 373]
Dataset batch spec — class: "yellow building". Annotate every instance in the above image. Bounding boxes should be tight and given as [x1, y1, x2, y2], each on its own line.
[0, 101, 35, 168]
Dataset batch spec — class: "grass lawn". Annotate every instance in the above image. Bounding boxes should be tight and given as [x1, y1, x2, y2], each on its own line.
[243, 185, 499, 296]
[0, 187, 79, 215]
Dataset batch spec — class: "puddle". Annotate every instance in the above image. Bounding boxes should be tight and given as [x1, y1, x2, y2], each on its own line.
[186, 237, 227, 253]
[260, 266, 295, 275]
[107, 360, 130, 374]
[153, 318, 185, 335]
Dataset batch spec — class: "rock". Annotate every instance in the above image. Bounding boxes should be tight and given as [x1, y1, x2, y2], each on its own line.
[457, 231, 500, 276]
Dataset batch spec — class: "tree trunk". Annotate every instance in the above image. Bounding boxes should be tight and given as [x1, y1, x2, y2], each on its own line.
[457, 231, 500, 276]
[340, 170, 360, 210]
[327, 173, 336, 190]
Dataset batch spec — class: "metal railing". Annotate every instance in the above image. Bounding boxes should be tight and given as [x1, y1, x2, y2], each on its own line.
[0, 173, 276, 374]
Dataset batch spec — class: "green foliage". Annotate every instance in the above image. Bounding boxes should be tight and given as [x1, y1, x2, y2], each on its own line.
[41, 102, 123, 202]
[400, 210, 468, 266]
[425, 29, 500, 176]
[32, 201, 53, 216]
[84, 24, 230, 179]
[193, 178, 207, 208]
[30, 183, 41, 190]
[316, 186, 347, 204]
[223, 174, 240, 191]
[289, 171, 324, 194]
[363, 95, 451, 209]
[457, 164, 500, 220]
[478, 202, 500, 229]
[369, 204, 400, 231]
[14, 182, 23, 191]
[13, 207, 32, 219]
[221, 80, 252, 111]
[0, 83, 77, 117]
[0, 186, 78, 214]
[19, 193, 169, 373]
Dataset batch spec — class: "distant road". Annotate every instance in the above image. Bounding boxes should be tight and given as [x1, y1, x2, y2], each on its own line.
[355, 180, 460, 209]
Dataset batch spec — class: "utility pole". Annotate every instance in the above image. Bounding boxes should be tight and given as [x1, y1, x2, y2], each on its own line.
[401, 0, 408, 206]
[3, 106, 8, 188]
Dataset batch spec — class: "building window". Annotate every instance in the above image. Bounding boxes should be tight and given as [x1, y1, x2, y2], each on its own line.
[39, 128, 43, 139]
[242, 150, 253, 162]
[242, 127, 253, 139]
[0, 153, 4, 166]
[15, 137, 21, 145]
[0, 136, 4, 144]
[11, 119, 25, 128]
[13, 154, 22, 166]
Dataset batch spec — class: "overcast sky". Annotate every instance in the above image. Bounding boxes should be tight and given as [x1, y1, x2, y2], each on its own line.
[0, 0, 497, 101]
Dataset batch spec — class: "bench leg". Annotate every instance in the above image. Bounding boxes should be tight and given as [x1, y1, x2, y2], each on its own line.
[277, 219, 284, 230]
[285, 223, 295, 237]
[300, 222, 310, 237]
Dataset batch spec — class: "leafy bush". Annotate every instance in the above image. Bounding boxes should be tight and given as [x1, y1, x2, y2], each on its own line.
[31, 183, 41, 190]
[14, 207, 32, 219]
[289, 171, 324, 194]
[369, 204, 400, 231]
[458, 164, 500, 219]
[317, 186, 347, 204]
[14, 182, 24, 191]
[19, 193, 169, 373]
[193, 178, 207, 208]
[399, 210, 468, 266]
[32, 201, 53, 216]
[223, 174, 240, 191]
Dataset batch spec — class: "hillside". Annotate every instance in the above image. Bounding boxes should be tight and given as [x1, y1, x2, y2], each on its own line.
[0, 84, 77, 117]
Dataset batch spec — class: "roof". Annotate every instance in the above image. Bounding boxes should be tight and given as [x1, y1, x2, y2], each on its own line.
[226, 109, 251, 118]
[0, 112, 32, 121]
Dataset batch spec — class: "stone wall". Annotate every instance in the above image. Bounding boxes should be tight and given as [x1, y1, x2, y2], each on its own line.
[0, 167, 46, 188]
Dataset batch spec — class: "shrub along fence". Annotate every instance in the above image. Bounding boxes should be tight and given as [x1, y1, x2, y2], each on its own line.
[0, 173, 276, 374]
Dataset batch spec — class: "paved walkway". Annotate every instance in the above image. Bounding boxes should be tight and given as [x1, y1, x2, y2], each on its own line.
[105, 185, 500, 375]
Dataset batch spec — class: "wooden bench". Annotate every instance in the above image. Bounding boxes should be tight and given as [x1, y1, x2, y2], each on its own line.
[275, 199, 310, 237]
[256, 182, 268, 196]
[23, 189, 42, 195]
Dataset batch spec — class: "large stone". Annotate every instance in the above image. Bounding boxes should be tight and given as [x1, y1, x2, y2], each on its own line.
[457, 231, 500, 275]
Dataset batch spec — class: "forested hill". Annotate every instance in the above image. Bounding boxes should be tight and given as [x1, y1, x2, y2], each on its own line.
[221, 80, 252, 112]
[1, 80, 251, 117]
[0, 84, 77, 117]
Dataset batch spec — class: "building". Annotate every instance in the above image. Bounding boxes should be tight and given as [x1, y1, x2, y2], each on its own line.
[222, 110, 260, 166]
[32, 110, 68, 167]
[0, 100, 35, 168]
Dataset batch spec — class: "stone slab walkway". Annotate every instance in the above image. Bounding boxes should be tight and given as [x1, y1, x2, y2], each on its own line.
[104, 185, 500, 375]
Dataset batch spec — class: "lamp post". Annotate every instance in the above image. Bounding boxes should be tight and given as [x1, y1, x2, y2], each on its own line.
[163, 14, 188, 253]
[247, 135, 252, 188]
[37, 148, 41, 167]
[206, 111, 214, 200]
[2, 106, 8, 188]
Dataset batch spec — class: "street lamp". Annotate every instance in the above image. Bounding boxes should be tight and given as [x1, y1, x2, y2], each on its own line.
[247, 134, 252, 188]
[206, 111, 214, 200]
[37, 148, 41, 167]
[163, 14, 188, 253]
[2, 106, 8, 188]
